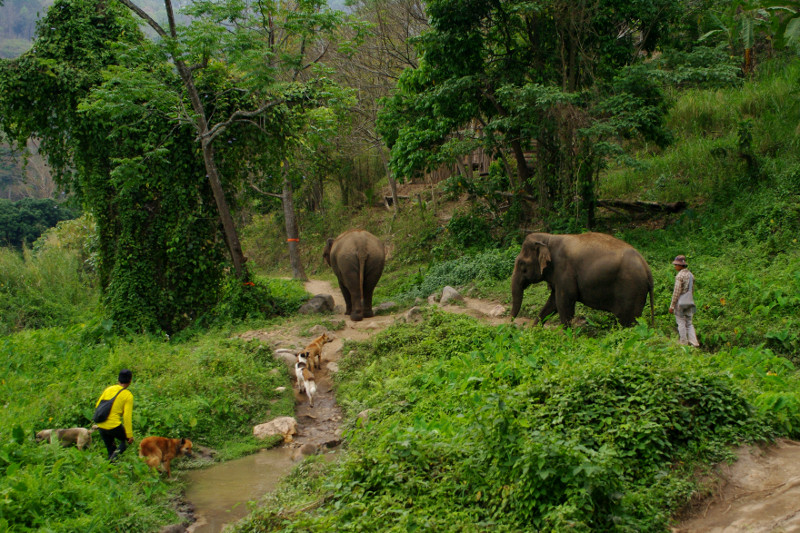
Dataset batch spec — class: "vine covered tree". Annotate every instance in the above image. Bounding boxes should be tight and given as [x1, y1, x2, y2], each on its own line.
[0, 0, 359, 332]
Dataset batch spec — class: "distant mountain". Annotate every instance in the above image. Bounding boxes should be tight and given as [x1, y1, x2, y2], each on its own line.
[1, 0, 350, 58]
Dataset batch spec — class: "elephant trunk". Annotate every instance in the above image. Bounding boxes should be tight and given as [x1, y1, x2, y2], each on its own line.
[511, 272, 525, 318]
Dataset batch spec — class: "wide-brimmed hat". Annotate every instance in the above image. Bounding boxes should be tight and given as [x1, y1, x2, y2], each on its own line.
[672, 255, 688, 267]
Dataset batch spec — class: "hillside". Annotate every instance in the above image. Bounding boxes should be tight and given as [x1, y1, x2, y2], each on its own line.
[1, 10, 800, 532]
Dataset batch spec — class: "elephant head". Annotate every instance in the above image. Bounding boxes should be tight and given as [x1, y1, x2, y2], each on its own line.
[322, 238, 334, 266]
[511, 239, 551, 318]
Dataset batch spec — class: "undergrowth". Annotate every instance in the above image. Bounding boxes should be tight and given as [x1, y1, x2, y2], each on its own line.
[237, 311, 798, 531]
[0, 325, 295, 531]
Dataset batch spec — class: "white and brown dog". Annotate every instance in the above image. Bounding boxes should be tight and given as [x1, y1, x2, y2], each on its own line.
[35, 426, 96, 450]
[295, 351, 317, 407]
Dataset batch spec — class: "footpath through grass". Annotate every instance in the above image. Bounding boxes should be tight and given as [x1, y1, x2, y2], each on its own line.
[236, 311, 798, 532]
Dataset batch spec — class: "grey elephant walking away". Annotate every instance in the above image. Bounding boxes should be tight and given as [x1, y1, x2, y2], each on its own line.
[323, 230, 386, 322]
[511, 232, 655, 327]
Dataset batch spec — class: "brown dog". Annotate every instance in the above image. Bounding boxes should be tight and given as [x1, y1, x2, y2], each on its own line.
[35, 427, 96, 450]
[138, 436, 193, 477]
[301, 332, 334, 371]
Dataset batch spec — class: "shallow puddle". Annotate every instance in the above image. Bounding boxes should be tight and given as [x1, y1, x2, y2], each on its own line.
[183, 447, 297, 532]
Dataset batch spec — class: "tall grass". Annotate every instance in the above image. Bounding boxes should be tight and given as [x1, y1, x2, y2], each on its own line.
[0, 246, 98, 334]
[0, 311, 297, 531]
[602, 58, 800, 201]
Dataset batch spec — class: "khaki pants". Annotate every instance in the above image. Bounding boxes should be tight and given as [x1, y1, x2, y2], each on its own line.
[675, 306, 699, 347]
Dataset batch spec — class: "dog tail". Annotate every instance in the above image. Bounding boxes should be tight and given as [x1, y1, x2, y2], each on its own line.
[89, 425, 99, 433]
[307, 378, 316, 407]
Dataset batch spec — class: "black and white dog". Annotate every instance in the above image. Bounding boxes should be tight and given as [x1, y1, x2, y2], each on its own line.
[295, 352, 317, 407]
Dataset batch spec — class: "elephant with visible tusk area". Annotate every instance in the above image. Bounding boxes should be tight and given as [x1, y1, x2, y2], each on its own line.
[511, 232, 654, 327]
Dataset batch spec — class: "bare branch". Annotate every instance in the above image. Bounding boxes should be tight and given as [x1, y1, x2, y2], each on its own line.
[250, 182, 282, 198]
[117, 0, 168, 38]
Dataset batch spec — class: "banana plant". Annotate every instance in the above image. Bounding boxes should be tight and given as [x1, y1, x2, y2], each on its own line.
[700, 0, 800, 74]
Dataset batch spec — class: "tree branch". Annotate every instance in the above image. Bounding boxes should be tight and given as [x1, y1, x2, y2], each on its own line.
[204, 100, 284, 143]
[117, 0, 168, 38]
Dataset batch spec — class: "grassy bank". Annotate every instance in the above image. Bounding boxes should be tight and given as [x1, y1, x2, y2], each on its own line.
[236, 312, 799, 531]
[0, 299, 306, 530]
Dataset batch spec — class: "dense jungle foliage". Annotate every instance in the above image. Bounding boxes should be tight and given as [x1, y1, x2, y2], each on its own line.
[1, 0, 800, 531]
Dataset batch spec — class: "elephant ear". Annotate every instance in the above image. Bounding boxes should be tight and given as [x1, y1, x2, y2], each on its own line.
[535, 242, 551, 273]
[323, 238, 334, 266]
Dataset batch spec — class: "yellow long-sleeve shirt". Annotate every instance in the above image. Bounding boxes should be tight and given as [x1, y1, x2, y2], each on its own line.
[95, 385, 133, 438]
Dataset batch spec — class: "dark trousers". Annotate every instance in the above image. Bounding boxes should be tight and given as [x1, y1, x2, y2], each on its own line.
[99, 425, 128, 461]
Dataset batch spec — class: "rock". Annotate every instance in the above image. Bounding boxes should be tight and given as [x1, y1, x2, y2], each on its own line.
[427, 294, 438, 305]
[292, 443, 319, 461]
[356, 409, 373, 426]
[440, 286, 463, 305]
[488, 305, 506, 317]
[374, 301, 397, 313]
[274, 386, 287, 393]
[273, 350, 296, 369]
[253, 417, 297, 442]
[298, 294, 334, 315]
[269, 368, 281, 376]
[405, 306, 423, 323]
[326, 361, 339, 373]
[308, 324, 331, 337]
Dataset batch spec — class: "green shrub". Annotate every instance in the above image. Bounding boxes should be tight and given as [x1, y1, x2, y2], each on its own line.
[0, 324, 294, 531]
[390, 245, 519, 302]
[240, 313, 790, 531]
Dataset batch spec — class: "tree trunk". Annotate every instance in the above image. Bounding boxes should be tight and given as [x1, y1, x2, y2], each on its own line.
[120, 0, 248, 279]
[378, 147, 399, 215]
[282, 172, 307, 281]
[199, 136, 247, 278]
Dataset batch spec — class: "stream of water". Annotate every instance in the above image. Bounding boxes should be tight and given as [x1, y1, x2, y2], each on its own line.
[183, 447, 297, 532]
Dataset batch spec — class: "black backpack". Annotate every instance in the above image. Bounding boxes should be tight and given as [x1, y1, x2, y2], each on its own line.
[93, 388, 124, 423]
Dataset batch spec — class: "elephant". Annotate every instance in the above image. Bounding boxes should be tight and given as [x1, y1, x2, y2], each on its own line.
[511, 232, 654, 327]
[323, 230, 386, 322]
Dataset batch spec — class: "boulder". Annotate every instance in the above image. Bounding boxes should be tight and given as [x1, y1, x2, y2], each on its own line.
[253, 416, 297, 443]
[374, 301, 397, 313]
[273, 349, 296, 369]
[308, 324, 331, 336]
[298, 294, 335, 315]
[488, 305, 506, 318]
[440, 286, 463, 305]
[404, 306, 423, 323]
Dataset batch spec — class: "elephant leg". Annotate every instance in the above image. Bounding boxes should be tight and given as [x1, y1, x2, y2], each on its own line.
[554, 291, 576, 325]
[361, 263, 384, 318]
[348, 280, 364, 321]
[338, 276, 353, 316]
[536, 292, 559, 325]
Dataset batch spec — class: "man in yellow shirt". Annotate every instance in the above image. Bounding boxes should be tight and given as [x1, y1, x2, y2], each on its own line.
[95, 369, 134, 461]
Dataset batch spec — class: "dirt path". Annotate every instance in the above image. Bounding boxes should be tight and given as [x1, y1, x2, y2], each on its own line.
[247, 279, 800, 531]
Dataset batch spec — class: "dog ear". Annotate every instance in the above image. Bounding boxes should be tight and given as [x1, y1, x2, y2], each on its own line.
[180, 438, 186, 446]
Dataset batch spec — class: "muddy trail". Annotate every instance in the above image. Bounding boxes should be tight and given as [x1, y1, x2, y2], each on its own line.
[192, 279, 800, 533]
[238, 279, 513, 457]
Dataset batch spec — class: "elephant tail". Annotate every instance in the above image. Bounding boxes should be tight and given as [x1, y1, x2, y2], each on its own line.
[358, 252, 367, 306]
[649, 284, 655, 328]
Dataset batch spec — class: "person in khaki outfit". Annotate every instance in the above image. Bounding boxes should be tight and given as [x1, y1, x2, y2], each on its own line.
[95, 369, 134, 461]
[669, 255, 700, 347]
